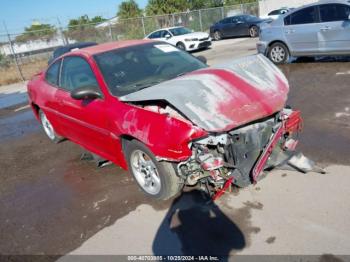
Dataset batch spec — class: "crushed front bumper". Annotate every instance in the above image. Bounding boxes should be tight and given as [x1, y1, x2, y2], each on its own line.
[178, 109, 306, 189]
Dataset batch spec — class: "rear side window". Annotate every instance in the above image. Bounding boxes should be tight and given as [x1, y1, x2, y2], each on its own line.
[289, 6, 319, 25]
[269, 10, 281, 16]
[149, 31, 161, 39]
[60, 56, 98, 92]
[45, 59, 61, 86]
[320, 4, 350, 22]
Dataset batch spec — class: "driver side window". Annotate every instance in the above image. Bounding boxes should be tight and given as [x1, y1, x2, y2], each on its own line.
[60, 56, 99, 92]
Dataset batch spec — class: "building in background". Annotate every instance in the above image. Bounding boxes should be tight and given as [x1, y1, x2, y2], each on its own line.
[258, 0, 318, 16]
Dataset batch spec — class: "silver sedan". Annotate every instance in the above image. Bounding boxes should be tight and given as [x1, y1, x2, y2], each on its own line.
[257, 0, 350, 64]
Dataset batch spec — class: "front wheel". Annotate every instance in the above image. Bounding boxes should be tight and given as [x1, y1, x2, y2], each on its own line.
[39, 110, 63, 143]
[176, 42, 186, 51]
[124, 140, 183, 200]
[268, 42, 289, 64]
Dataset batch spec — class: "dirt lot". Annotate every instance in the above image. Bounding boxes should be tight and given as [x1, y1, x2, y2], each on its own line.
[0, 58, 48, 86]
[0, 38, 349, 260]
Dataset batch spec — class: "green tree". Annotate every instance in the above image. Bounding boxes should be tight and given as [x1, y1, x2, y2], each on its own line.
[66, 15, 109, 42]
[188, 0, 223, 9]
[15, 22, 56, 42]
[117, 0, 142, 19]
[90, 16, 107, 24]
[145, 0, 188, 15]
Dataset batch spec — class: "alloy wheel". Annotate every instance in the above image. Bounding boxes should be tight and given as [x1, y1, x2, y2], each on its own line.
[130, 150, 161, 195]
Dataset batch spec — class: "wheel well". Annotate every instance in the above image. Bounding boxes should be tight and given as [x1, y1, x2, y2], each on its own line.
[176, 41, 184, 47]
[31, 103, 40, 118]
[120, 134, 137, 151]
[268, 40, 290, 54]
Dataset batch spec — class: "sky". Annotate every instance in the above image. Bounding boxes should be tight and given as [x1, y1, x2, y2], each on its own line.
[0, 0, 148, 34]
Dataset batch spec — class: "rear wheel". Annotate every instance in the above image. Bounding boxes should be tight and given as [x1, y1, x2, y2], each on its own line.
[39, 110, 63, 143]
[124, 140, 183, 200]
[249, 26, 259, 38]
[268, 42, 289, 64]
[176, 42, 186, 51]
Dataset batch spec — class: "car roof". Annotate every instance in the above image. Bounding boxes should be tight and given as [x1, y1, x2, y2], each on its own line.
[66, 39, 156, 56]
[289, 0, 350, 13]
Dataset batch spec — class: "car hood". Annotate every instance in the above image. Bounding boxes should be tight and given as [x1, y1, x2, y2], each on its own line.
[180, 32, 209, 39]
[120, 54, 289, 132]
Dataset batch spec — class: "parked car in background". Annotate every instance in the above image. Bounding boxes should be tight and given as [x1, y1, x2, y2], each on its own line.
[210, 15, 267, 40]
[145, 26, 211, 51]
[27, 40, 311, 200]
[260, 8, 291, 20]
[48, 42, 97, 64]
[257, 0, 350, 64]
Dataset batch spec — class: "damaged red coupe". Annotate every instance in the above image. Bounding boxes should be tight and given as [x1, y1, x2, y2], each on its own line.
[27, 40, 316, 200]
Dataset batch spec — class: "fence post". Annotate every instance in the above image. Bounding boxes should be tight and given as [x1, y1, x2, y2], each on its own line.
[2, 21, 25, 82]
[172, 14, 176, 26]
[141, 17, 146, 37]
[108, 21, 113, 41]
[240, 4, 244, 14]
[221, 6, 225, 19]
[199, 10, 203, 31]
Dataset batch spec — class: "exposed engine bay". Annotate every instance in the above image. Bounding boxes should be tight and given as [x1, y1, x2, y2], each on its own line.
[176, 108, 322, 198]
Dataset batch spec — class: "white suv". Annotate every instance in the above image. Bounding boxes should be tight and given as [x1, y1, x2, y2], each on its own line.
[145, 26, 212, 51]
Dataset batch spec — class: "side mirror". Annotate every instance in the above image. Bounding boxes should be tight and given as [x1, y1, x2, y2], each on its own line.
[196, 55, 207, 64]
[165, 34, 171, 39]
[71, 86, 102, 100]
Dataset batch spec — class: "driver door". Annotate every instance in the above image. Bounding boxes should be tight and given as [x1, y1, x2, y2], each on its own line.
[55, 55, 115, 158]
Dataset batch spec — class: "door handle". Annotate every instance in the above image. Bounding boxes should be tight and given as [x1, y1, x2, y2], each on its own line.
[285, 29, 295, 34]
[320, 26, 331, 31]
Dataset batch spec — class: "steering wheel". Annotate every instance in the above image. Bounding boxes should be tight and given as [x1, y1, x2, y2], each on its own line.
[154, 62, 173, 75]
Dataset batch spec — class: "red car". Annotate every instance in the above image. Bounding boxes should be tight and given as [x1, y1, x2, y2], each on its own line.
[27, 40, 308, 200]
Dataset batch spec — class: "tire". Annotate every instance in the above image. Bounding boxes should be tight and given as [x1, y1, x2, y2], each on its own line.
[268, 42, 289, 64]
[124, 140, 183, 200]
[176, 42, 186, 51]
[213, 30, 222, 41]
[39, 110, 63, 143]
[249, 25, 259, 38]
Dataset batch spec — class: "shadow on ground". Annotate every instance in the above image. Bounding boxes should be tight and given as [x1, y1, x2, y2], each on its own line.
[152, 190, 246, 259]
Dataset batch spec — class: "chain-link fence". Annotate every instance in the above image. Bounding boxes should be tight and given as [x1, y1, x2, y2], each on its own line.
[0, 2, 259, 86]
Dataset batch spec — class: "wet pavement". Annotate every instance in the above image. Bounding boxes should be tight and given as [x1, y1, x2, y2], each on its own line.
[0, 38, 350, 258]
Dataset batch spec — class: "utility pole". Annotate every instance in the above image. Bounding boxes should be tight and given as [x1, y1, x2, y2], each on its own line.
[56, 17, 68, 45]
[2, 21, 24, 82]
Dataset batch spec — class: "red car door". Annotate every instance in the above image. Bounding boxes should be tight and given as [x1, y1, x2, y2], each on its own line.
[55, 55, 116, 160]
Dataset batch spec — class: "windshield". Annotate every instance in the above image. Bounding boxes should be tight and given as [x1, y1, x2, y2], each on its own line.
[169, 27, 192, 36]
[93, 42, 207, 97]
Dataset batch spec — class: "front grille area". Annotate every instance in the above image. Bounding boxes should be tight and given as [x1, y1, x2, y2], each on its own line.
[199, 37, 209, 41]
[198, 41, 211, 48]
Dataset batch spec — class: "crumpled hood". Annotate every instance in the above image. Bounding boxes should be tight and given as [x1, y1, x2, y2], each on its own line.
[120, 54, 289, 132]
